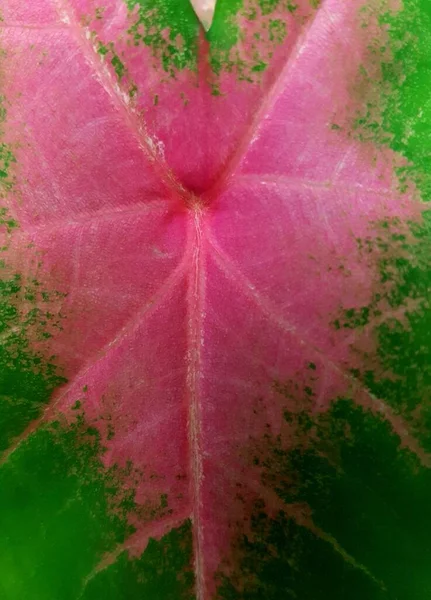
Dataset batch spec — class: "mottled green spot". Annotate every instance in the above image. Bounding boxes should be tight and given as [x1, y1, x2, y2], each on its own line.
[258, 0, 279, 16]
[111, 54, 126, 80]
[251, 60, 267, 72]
[208, 0, 308, 83]
[129, 83, 138, 98]
[268, 18, 287, 43]
[95, 6, 105, 20]
[96, 40, 127, 81]
[97, 43, 108, 56]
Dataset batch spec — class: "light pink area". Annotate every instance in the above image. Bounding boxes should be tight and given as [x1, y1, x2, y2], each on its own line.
[0, 0, 59, 24]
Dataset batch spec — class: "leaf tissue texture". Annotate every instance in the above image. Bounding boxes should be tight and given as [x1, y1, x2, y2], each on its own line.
[0, 0, 430, 598]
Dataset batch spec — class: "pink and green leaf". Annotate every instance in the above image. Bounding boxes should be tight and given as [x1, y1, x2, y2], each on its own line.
[0, 0, 430, 598]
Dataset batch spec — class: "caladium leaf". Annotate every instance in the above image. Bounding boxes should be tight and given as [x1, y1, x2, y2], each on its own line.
[0, 0, 430, 598]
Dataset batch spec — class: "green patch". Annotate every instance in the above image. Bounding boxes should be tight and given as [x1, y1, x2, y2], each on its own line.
[251, 60, 267, 72]
[333, 211, 431, 450]
[81, 520, 195, 600]
[218, 399, 431, 598]
[0, 411, 192, 600]
[0, 143, 16, 190]
[0, 82, 60, 451]
[111, 54, 126, 80]
[352, 1, 431, 201]
[96, 40, 127, 82]
[97, 42, 109, 56]
[268, 19, 287, 44]
[125, 0, 199, 75]
[258, 0, 279, 16]
[208, 0, 314, 84]
[95, 6, 105, 20]
[0, 262, 67, 452]
[0, 418, 133, 600]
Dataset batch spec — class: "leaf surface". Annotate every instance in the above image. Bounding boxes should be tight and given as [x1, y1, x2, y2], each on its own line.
[0, 0, 430, 598]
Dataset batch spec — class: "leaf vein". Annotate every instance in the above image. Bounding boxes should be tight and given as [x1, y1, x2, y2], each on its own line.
[207, 235, 429, 466]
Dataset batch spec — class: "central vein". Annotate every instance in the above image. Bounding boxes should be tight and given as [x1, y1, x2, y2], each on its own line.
[187, 208, 207, 599]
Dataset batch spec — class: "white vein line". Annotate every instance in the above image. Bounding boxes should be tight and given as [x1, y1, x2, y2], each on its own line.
[21, 201, 168, 236]
[52, 0, 190, 202]
[203, 2, 327, 202]
[0, 249, 192, 467]
[207, 235, 430, 465]
[187, 210, 206, 600]
[214, 462, 386, 590]
[234, 173, 397, 198]
[77, 507, 192, 599]
[0, 23, 67, 30]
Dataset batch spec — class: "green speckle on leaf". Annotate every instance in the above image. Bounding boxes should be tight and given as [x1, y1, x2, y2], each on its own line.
[268, 19, 287, 43]
[251, 60, 268, 72]
[96, 40, 127, 81]
[111, 54, 126, 80]
[258, 0, 279, 16]
[97, 42, 109, 56]
[129, 83, 138, 98]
